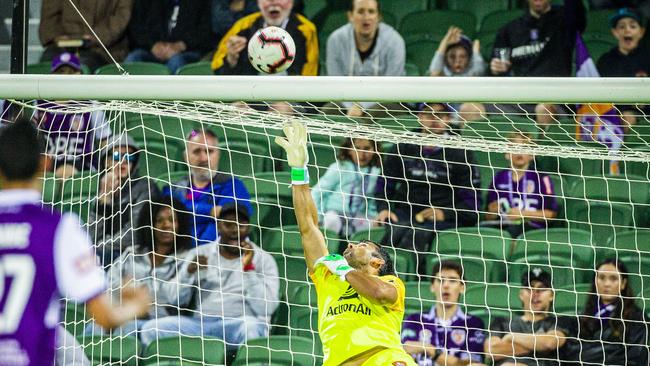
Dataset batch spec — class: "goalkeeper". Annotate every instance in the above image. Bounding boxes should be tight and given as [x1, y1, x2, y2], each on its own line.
[276, 121, 416, 366]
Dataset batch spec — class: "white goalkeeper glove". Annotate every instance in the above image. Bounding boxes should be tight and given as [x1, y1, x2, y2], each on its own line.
[275, 121, 310, 185]
[315, 254, 354, 281]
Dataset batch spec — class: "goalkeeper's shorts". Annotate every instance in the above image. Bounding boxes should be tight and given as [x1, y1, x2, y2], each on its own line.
[361, 348, 417, 366]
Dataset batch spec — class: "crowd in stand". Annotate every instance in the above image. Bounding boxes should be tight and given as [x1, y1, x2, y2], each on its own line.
[2, 0, 650, 364]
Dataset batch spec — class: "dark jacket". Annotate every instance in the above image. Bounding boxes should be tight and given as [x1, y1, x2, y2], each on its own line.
[597, 45, 650, 77]
[128, 0, 214, 54]
[374, 136, 481, 226]
[88, 134, 160, 266]
[211, 12, 319, 76]
[492, 0, 586, 76]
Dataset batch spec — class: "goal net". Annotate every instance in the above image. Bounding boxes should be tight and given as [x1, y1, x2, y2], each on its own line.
[1, 76, 649, 365]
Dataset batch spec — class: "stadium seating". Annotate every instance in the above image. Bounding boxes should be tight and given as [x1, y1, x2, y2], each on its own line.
[79, 335, 140, 366]
[95, 62, 171, 75]
[405, 39, 438, 76]
[400, 10, 477, 39]
[241, 172, 295, 228]
[433, 227, 509, 264]
[302, 0, 327, 19]
[515, 228, 597, 268]
[141, 336, 226, 365]
[507, 255, 589, 288]
[566, 200, 635, 241]
[404, 281, 436, 315]
[260, 225, 340, 255]
[605, 229, 650, 255]
[176, 61, 213, 75]
[585, 10, 614, 35]
[285, 307, 322, 348]
[218, 140, 269, 177]
[463, 283, 523, 314]
[348, 227, 386, 243]
[232, 335, 323, 366]
[554, 283, 591, 315]
[479, 10, 521, 34]
[446, 0, 509, 33]
[421, 253, 505, 284]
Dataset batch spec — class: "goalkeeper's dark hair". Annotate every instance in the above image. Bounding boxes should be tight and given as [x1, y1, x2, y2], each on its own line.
[363, 240, 395, 276]
[0, 117, 45, 181]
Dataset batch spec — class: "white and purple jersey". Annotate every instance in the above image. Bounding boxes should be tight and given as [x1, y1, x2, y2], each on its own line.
[31, 101, 111, 171]
[402, 306, 485, 365]
[487, 170, 558, 229]
[0, 190, 106, 366]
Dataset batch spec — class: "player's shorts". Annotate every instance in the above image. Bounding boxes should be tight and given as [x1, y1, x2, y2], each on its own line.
[361, 348, 417, 366]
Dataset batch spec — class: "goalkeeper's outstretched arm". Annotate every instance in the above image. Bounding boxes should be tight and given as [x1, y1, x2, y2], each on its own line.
[275, 121, 328, 272]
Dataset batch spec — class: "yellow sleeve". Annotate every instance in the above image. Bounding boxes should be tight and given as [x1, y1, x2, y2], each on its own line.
[309, 264, 331, 293]
[211, 13, 262, 71]
[296, 14, 319, 76]
[381, 275, 405, 312]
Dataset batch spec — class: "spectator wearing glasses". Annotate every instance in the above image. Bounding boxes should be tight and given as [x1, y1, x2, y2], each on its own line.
[89, 134, 160, 267]
[164, 129, 252, 245]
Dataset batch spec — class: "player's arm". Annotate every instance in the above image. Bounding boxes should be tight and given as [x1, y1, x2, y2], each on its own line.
[86, 289, 150, 329]
[345, 270, 397, 305]
[275, 121, 328, 272]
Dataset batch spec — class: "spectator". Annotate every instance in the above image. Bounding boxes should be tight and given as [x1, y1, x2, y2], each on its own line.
[32, 53, 112, 179]
[464, 0, 587, 127]
[164, 129, 252, 245]
[375, 103, 481, 264]
[88, 134, 160, 267]
[485, 268, 572, 366]
[485, 132, 558, 238]
[402, 260, 486, 366]
[429, 27, 485, 77]
[139, 202, 279, 347]
[84, 197, 194, 337]
[39, 0, 133, 71]
[326, 0, 405, 117]
[598, 8, 649, 77]
[211, 0, 318, 76]
[562, 258, 649, 365]
[590, 0, 650, 18]
[311, 137, 382, 238]
[126, 0, 214, 74]
[211, 0, 259, 43]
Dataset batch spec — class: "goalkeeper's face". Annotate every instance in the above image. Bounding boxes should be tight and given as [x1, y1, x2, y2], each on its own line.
[343, 241, 384, 274]
[186, 133, 220, 182]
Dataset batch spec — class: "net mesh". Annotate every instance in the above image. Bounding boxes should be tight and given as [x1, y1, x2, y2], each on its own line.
[2, 98, 650, 365]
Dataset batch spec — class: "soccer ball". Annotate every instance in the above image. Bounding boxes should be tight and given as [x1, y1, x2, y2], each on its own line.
[248, 26, 296, 74]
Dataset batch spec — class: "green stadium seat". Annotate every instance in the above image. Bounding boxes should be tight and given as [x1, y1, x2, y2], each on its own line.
[125, 113, 198, 142]
[218, 141, 269, 177]
[318, 10, 348, 42]
[478, 32, 496, 61]
[400, 10, 477, 39]
[307, 135, 342, 183]
[405, 62, 421, 76]
[259, 225, 340, 255]
[176, 61, 213, 75]
[617, 256, 650, 296]
[141, 336, 226, 366]
[420, 253, 504, 284]
[381, 0, 428, 28]
[274, 254, 310, 301]
[292, 283, 317, 306]
[553, 283, 592, 315]
[404, 281, 436, 315]
[406, 39, 438, 75]
[470, 149, 510, 190]
[469, 308, 513, 329]
[433, 227, 509, 264]
[605, 229, 650, 257]
[479, 10, 521, 34]
[446, 0, 509, 33]
[232, 335, 323, 366]
[78, 335, 140, 366]
[348, 227, 387, 243]
[507, 255, 589, 288]
[463, 283, 523, 315]
[241, 172, 295, 228]
[95, 62, 171, 75]
[585, 10, 613, 35]
[558, 142, 610, 177]
[302, 0, 327, 19]
[636, 288, 650, 316]
[286, 307, 322, 348]
[584, 36, 615, 63]
[515, 228, 598, 268]
[138, 140, 182, 178]
[567, 201, 634, 241]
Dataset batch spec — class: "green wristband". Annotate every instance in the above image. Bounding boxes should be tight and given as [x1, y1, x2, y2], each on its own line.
[291, 167, 309, 185]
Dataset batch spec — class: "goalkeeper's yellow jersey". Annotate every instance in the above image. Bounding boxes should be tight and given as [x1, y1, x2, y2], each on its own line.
[309, 265, 406, 365]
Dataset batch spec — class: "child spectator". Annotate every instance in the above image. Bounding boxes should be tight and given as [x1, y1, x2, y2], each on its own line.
[598, 8, 650, 77]
[84, 196, 194, 337]
[311, 137, 382, 238]
[485, 132, 558, 238]
[88, 134, 160, 266]
[485, 268, 572, 366]
[562, 258, 649, 365]
[429, 27, 485, 77]
[32, 53, 112, 179]
[402, 260, 485, 365]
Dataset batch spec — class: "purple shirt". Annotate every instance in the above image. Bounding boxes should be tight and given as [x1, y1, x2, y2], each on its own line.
[487, 170, 558, 229]
[0, 190, 105, 366]
[402, 306, 485, 365]
[31, 101, 111, 170]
